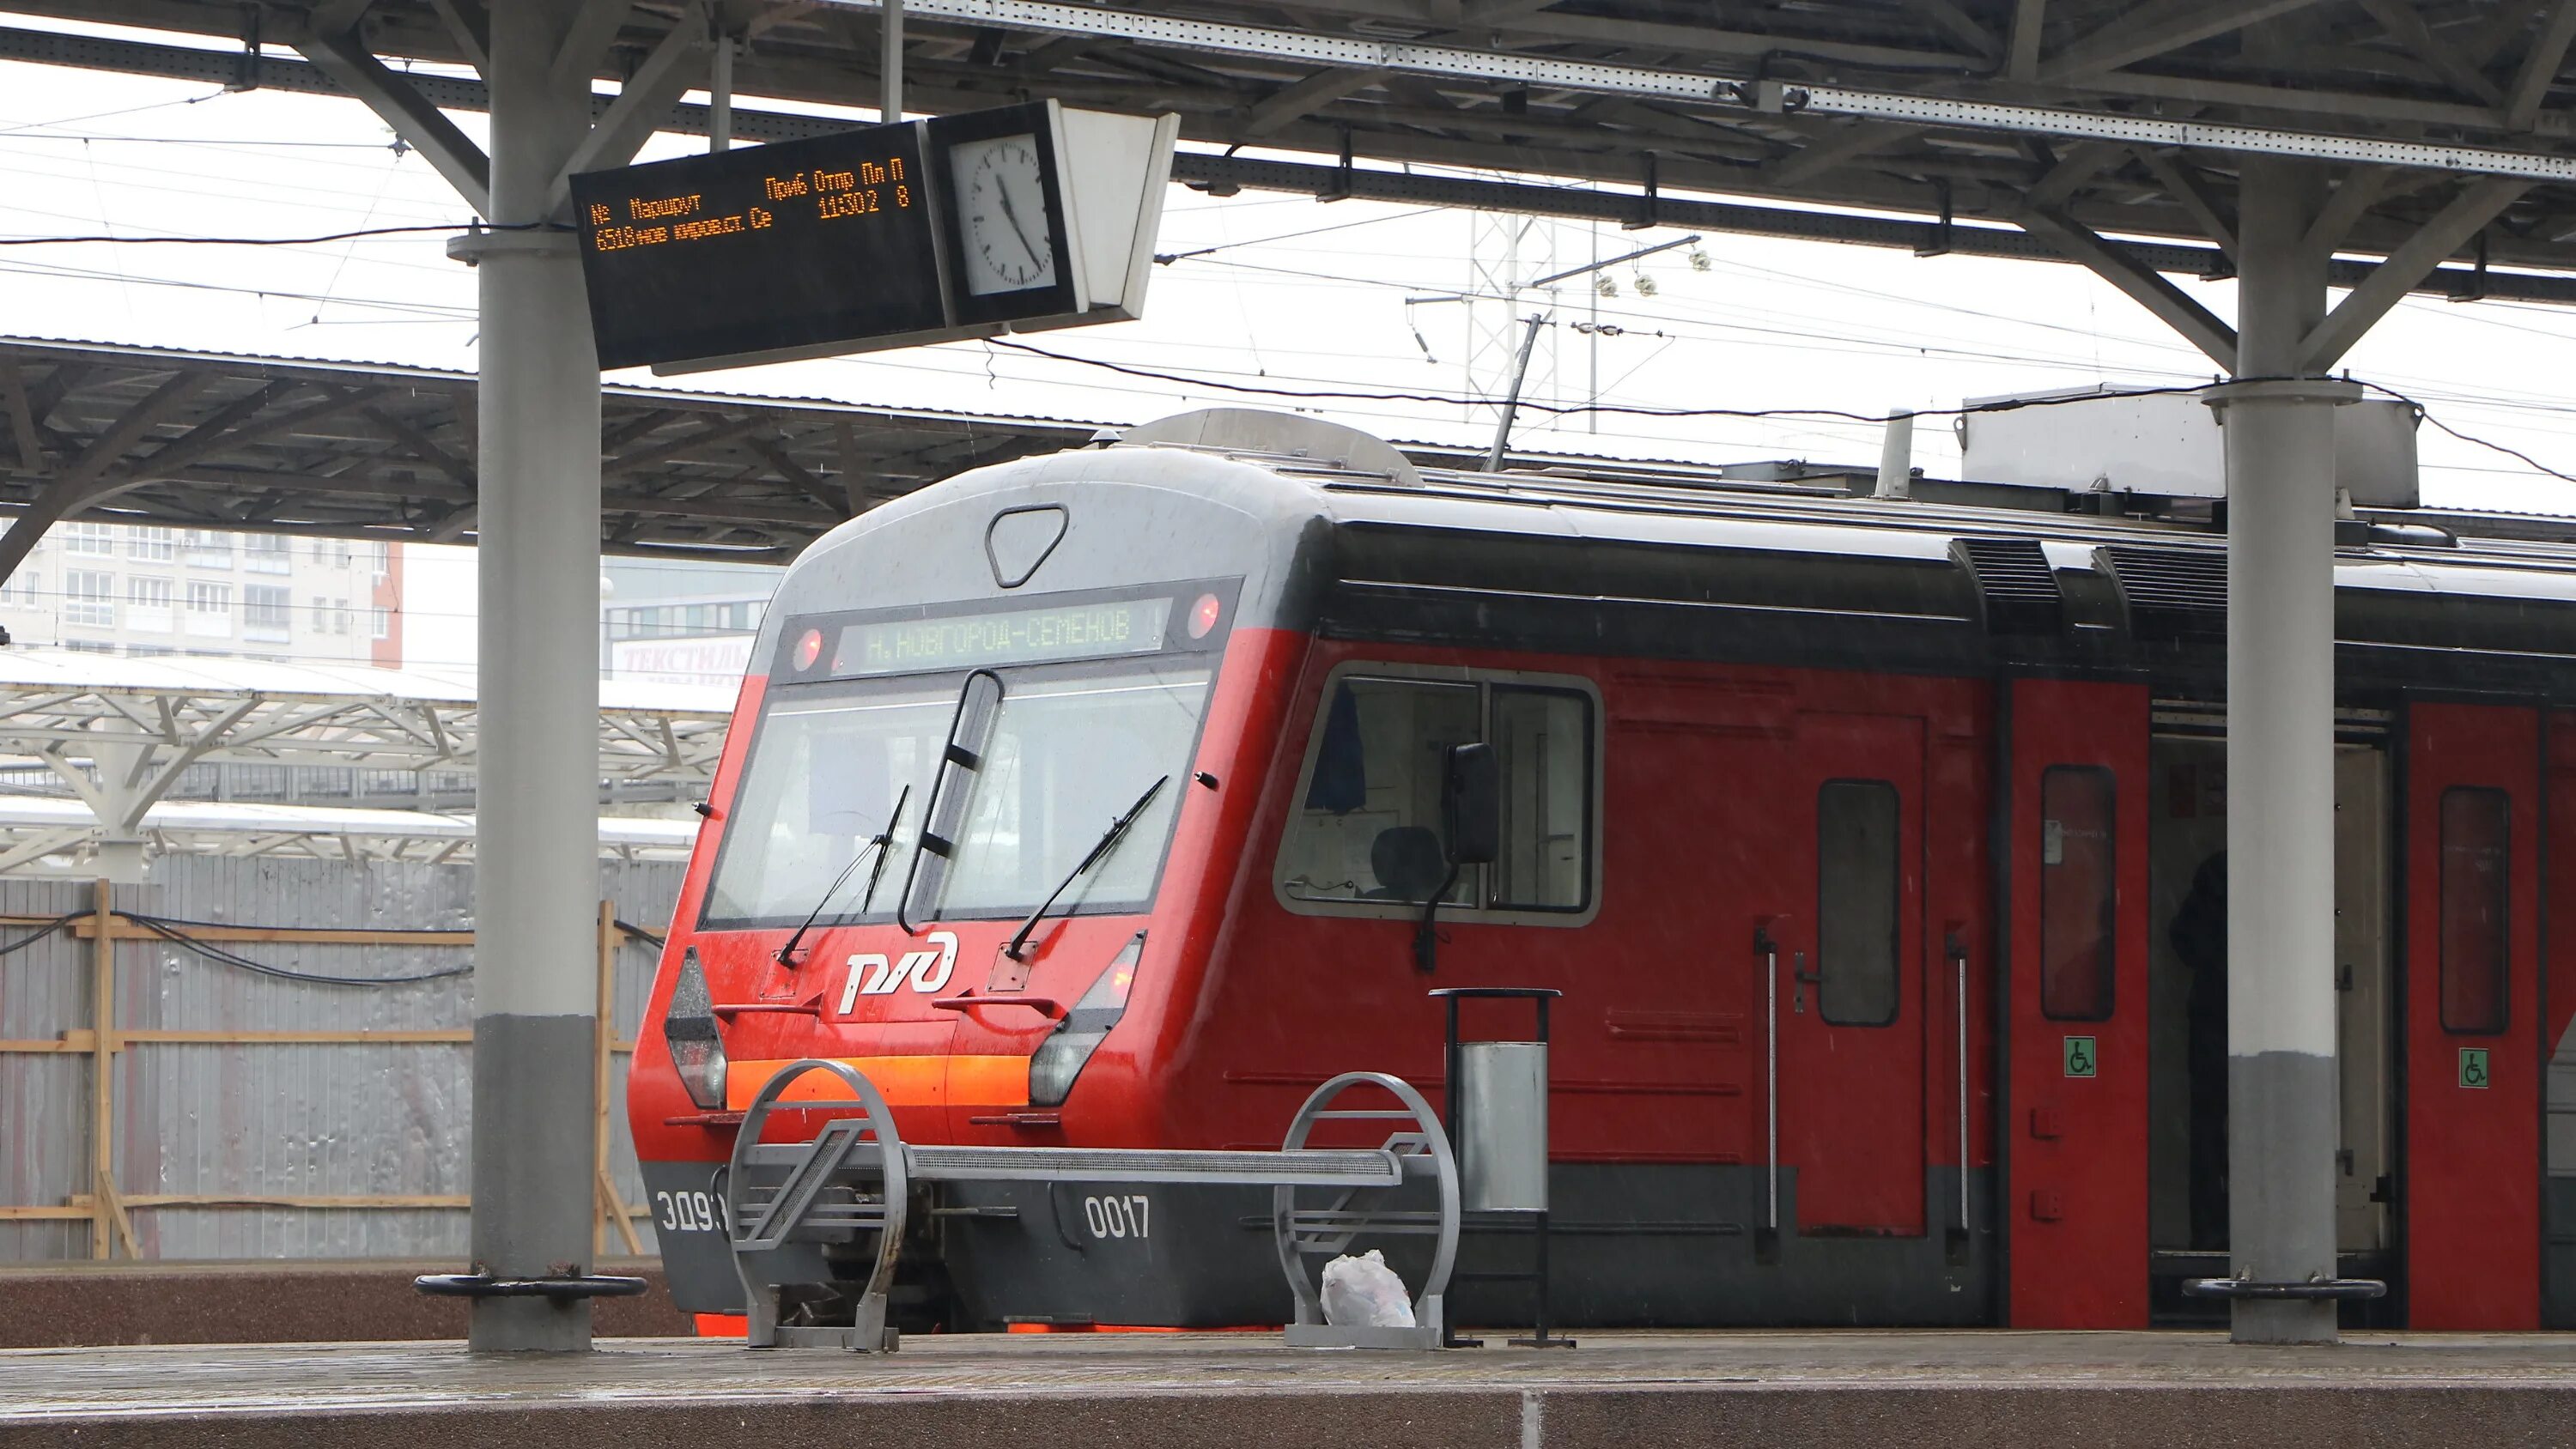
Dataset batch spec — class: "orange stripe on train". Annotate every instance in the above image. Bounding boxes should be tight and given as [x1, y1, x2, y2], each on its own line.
[723, 1054, 1030, 1110]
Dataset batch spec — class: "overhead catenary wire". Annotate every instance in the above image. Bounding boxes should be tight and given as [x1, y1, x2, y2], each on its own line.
[117, 909, 663, 990]
[0, 911, 84, 957]
[0, 221, 545, 247]
[126, 912, 472, 987]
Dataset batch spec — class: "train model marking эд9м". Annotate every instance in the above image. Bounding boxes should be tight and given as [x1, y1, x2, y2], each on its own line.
[630, 405, 2576, 1335]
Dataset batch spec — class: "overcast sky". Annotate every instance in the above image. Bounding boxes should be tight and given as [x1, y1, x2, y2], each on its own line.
[9, 14, 2576, 669]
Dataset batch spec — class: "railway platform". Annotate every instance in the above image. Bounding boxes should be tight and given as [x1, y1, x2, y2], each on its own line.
[3, 1330, 2572, 1448]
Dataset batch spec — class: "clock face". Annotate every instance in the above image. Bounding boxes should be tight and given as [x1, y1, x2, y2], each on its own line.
[948, 133, 1058, 296]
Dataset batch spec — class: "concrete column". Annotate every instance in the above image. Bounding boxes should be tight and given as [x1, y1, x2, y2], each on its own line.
[2205, 155, 2354, 1346]
[458, 0, 604, 1353]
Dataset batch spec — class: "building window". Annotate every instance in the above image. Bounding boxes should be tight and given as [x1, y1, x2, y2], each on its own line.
[63, 639, 115, 654]
[1816, 779, 1901, 1027]
[244, 584, 293, 643]
[64, 569, 114, 627]
[1279, 669, 1596, 919]
[64, 523, 116, 558]
[2040, 766, 2117, 1022]
[183, 530, 233, 568]
[126, 575, 173, 629]
[334, 597, 351, 634]
[127, 528, 175, 561]
[0, 570, 36, 608]
[365, 541, 390, 581]
[370, 606, 392, 640]
[185, 580, 232, 638]
[125, 644, 173, 658]
[2440, 786, 2511, 1035]
[244, 535, 293, 574]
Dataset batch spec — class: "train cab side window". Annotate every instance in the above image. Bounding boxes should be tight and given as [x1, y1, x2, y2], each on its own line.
[1285, 677, 1481, 905]
[1490, 687, 1591, 911]
[2039, 766, 2116, 1022]
[1816, 780, 1899, 1026]
[2439, 786, 2510, 1035]
[1281, 674, 1594, 914]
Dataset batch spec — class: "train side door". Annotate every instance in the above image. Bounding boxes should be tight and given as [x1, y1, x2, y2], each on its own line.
[2403, 702, 2540, 1329]
[2005, 678, 2150, 1327]
[1771, 711, 1927, 1238]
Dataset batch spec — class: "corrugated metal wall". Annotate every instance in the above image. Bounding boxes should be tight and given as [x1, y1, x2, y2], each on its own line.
[0, 856, 683, 1261]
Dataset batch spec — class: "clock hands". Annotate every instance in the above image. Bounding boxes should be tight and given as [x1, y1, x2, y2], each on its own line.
[991, 168, 1044, 276]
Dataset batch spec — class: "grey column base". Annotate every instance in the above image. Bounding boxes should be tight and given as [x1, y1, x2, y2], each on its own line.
[467, 1012, 600, 1354]
[2227, 1049, 2341, 1345]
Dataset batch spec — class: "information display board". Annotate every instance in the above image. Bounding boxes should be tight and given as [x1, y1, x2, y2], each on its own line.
[570, 101, 1176, 373]
[572, 123, 948, 370]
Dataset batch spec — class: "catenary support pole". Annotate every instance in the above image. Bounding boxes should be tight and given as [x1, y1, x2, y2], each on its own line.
[708, 22, 732, 152]
[1874, 409, 1914, 498]
[455, 0, 605, 1353]
[2204, 153, 2354, 1346]
[883, 0, 903, 120]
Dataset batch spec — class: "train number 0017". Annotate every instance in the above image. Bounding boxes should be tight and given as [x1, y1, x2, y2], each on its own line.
[654, 1189, 726, 1234]
[1082, 1194, 1150, 1239]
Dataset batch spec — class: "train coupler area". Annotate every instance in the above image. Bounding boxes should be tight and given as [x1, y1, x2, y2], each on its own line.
[720, 1058, 1461, 1351]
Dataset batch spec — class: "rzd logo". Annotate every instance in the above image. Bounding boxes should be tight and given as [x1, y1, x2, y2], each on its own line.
[835, 930, 958, 1013]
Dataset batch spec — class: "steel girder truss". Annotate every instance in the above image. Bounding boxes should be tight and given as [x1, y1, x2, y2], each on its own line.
[6, 3, 2576, 302]
[0, 655, 728, 870]
[0, 337, 1100, 563]
[0, 794, 698, 869]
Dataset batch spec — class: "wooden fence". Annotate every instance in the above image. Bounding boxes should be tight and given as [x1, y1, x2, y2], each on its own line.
[0, 886, 658, 1258]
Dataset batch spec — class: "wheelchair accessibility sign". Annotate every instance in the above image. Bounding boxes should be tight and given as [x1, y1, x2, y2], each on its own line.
[2063, 1036, 2097, 1078]
[2460, 1048, 2490, 1089]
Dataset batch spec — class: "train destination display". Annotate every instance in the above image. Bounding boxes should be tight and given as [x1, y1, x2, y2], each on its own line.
[571, 101, 1179, 373]
[828, 597, 1174, 677]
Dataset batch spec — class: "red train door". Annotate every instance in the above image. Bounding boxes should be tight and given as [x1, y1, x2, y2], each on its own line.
[2403, 702, 2540, 1328]
[2005, 678, 2149, 1327]
[1772, 711, 1927, 1236]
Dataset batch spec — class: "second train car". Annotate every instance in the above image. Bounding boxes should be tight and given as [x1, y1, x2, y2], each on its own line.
[629, 407, 2576, 1332]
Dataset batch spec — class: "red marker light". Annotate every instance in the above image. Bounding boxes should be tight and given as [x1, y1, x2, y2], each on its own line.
[794, 628, 823, 670]
[1188, 593, 1223, 640]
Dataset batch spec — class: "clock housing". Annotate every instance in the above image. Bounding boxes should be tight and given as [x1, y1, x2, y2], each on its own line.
[927, 101, 1085, 326]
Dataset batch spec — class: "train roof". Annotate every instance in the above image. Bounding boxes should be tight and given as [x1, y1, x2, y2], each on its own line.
[773, 408, 2576, 702]
[1097, 410, 2576, 697]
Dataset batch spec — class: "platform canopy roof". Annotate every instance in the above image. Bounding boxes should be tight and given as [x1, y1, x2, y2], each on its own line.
[0, 649, 730, 872]
[0, 648, 732, 779]
[9, 2, 2576, 307]
[0, 336, 1102, 561]
[0, 794, 698, 867]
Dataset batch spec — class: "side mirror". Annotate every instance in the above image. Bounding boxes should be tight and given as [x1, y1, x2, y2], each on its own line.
[1442, 742, 1500, 867]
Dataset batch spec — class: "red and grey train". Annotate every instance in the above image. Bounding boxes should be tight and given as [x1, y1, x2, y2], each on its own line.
[629, 406, 2576, 1332]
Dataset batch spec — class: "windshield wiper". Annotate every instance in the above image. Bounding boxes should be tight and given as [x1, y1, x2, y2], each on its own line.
[1005, 775, 1169, 961]
[775, 785, 909, 967]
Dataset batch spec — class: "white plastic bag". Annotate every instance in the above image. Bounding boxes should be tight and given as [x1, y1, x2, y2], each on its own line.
[1318, 1248, 1417, 1328]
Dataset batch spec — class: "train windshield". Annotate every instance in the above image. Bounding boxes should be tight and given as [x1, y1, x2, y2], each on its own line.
[702, 656, 1214, 929]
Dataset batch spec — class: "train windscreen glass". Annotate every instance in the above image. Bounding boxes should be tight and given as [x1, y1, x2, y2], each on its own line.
[702, 682, 949, 926]
[702, 585, 1231, 930]
[938, 665, 1209, 916]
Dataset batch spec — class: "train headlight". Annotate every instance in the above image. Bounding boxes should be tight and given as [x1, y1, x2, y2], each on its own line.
[1029, 931, 1141, 1107]
[663, 948, 730, 1112]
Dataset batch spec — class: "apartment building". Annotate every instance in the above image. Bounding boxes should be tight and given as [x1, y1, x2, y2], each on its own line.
[0, 522, 403, 667]
[599, 556, 775, 686]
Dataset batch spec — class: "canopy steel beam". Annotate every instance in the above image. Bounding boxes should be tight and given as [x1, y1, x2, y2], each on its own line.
[2507, 0, 2576, 130]
[2017, 207, 2239, 367]
[2034, 0, 2327, 83]
[547, 0, 712, 212]
[293, 25, 494, 215]
[2300, 177, 2531, 370]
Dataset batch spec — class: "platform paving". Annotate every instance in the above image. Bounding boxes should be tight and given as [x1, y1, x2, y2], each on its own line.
[3, 1330, 2573, 1447]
